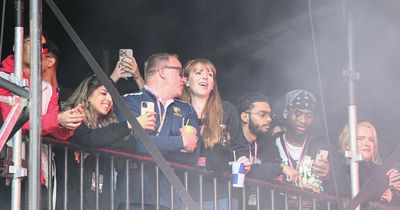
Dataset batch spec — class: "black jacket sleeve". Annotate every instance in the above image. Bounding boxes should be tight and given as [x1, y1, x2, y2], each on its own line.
[69, 122, 131, 148]
[248, 136, 283, 181]
[223, 101, 249, 158]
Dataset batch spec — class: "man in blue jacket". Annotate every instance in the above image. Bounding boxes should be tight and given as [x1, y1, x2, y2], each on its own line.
[117, 53, 201, 210]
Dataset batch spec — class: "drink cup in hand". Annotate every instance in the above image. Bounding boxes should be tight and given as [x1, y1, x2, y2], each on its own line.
[181, 125, 197, 153]
[232, 162, 245, 187]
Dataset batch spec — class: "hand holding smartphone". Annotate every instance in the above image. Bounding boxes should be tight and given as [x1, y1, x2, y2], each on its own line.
[141, 101, 155, 115]
[315, 149, 329, 166]
[138, 101, 157, 131]
[119, 49, 134, 78]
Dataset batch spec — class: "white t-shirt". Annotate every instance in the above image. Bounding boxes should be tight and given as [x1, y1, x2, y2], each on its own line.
[275, 135, 304, 168]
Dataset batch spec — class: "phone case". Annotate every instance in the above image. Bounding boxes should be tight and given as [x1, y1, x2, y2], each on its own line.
[119, 49, 133, 59]
[141, 101, 155, 115]
[316, 149, 329, 160]
[119, 49, 134, 77]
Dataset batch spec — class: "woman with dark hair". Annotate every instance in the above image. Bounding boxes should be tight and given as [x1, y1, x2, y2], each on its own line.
[181, 58, 250, 210]
[57, 75, 156, 210]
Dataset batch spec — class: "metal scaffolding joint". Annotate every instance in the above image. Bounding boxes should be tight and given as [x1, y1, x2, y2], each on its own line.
[8, 165, 27, 178]
[342, 69, 360, 81]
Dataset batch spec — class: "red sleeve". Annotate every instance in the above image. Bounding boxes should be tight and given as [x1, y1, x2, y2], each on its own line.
[0, 86, 29, 133]
[40, 86, 73, 140]
[21, 86, 73, 140]
[0, 103, 12, 125]
[1, 84, 73, 140]
[0, 87, 13, 123]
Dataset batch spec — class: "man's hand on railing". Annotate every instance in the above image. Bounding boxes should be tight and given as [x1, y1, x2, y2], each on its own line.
[136, 112, 157, 131]
[282, 165, 300, 184]
[180, 128, 197, 153]
[237, 156, 252, 174]
[58, 105, 85, 130]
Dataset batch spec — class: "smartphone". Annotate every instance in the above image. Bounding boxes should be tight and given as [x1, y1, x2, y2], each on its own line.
[316, 149, 329, 161]
[140, 101, 155, 115]
[119, 49, 134, 77]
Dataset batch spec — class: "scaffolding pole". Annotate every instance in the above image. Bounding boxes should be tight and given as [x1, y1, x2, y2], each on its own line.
[28, 0, 43, 209]
[11, 0, 25, 210]
[344, 1, 361, 209]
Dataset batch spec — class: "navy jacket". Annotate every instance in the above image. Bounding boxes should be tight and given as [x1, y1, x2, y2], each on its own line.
[116, 88, 202, 208]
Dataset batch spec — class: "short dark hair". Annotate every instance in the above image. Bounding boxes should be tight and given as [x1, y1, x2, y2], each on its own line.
[236, 92, 269, 114]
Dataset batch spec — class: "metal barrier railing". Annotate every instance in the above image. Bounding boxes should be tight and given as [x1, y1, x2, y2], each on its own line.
[36, 137, 400, 210]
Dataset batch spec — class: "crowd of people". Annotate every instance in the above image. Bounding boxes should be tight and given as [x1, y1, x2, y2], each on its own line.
[1, 33, 400, 210]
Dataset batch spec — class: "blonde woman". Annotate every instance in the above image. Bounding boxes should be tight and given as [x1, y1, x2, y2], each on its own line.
[339, 121, 400, 204]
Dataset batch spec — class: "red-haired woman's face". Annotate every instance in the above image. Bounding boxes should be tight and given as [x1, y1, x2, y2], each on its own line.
[187, 65, 215, 98]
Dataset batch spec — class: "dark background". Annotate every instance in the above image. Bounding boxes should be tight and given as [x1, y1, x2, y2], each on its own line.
[2, 0, 400, 157]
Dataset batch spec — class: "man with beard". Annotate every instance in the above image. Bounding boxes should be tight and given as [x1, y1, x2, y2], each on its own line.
[237, 92, 300, 209]
[238, 91, 339, 209]
[237, 92, 299, 181]
[237, 92, 274, 168]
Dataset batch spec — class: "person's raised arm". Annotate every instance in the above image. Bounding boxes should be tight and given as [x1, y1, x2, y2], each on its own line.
[110, 56, 145, 89]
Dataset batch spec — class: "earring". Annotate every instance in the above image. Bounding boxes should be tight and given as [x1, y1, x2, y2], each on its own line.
[186, 83, 190, 87]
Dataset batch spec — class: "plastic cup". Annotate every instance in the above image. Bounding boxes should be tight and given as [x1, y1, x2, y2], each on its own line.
[180, 125, 196, 153]
[232, 162, 245, 188]
[182, 125, 196, 134]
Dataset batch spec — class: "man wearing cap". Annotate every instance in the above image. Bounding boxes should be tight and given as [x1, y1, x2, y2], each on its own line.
[272, 89, 334, 194]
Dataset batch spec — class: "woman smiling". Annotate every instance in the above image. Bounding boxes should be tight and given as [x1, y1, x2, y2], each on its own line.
[57, 75, 155, 210]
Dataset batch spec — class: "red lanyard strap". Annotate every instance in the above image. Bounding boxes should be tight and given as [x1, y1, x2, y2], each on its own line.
[248, 141, 257, 163]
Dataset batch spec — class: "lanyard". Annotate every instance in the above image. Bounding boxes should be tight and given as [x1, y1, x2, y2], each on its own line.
[155, 99, 173, 136]
[155, 99, 164, 129]
[144, 86, 165, 135]
[281, 135, 307, 170]
[143, 86, 173, 136]
[154, 98, 164, 136]
[248, 141, 258, 164]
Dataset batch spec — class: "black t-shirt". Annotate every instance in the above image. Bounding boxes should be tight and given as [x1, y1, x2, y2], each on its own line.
[57, 85, 73, 111]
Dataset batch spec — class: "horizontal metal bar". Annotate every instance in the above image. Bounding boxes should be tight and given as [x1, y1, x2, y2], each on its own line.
[37, 138, 358, 209]
[0, 77, 29, 98]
